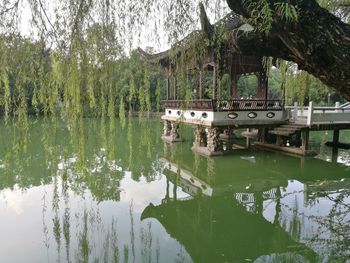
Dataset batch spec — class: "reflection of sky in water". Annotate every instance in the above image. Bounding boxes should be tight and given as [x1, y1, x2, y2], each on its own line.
[0, 172, 192, 263]
[311, 131, 350, 167]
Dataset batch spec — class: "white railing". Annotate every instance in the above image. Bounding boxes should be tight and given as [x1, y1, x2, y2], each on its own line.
[286, 101, 350, 126]
[340, 101, 350, 108]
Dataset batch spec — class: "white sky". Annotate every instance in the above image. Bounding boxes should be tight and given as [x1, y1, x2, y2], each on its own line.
[18, 0, 171, 52]
[17, 0, 230, 53]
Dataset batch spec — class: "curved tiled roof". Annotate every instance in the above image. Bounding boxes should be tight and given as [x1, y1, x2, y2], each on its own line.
[138, 10, 242, 64]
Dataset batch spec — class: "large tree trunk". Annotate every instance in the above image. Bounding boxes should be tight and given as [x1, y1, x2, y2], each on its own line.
[226, 0, 350, 100]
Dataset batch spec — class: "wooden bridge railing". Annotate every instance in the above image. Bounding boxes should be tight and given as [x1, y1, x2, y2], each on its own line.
[163, 99, 284, 112]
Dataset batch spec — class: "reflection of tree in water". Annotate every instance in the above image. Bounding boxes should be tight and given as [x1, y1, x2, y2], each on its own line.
[238, 186, 350, 261]
[127, 116, 133, 171]
[53, 175, 62, 262]
[140, 222, 153, 263]
[0, 117, 165, 199]
[41, 177, 168, 263]
[29, 118, 164, 262]
[63, 187, 71, 263]
[280, 196, 302, 242]
[267, 187, 349, 261]
[307, 190, 350, 260]
[0, 117, 169, 262]
[46, 185, 122, 263]
[129, 200, 136, 263]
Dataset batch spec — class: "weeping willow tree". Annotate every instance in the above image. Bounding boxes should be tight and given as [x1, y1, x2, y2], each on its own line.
[0, 35, 163, 120]
[0, 0, 348, 119]
[0, 0, 165, 122]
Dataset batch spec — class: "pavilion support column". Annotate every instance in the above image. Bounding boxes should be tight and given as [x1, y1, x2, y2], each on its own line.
[165, 68, 170, 100]
[173, 76, 177, 100]
[166, 76, 170, 100]
[212, 65, 217, 99]
[199, 70, 204, 99]
[230, 74, 238, 98]
[257, 71, 268, 99]
[162, 121, 182, 143]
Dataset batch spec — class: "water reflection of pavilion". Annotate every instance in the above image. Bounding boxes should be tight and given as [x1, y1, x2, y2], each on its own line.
[141, 154, 350, 262]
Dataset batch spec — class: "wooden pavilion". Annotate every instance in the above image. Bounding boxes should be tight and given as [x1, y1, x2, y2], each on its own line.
[139, 4, 350, 157]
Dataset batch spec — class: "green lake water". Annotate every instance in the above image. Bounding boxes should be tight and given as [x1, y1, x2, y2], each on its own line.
[0, 117, 349, 263]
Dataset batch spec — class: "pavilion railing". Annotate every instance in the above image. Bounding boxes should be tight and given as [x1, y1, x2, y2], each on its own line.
[163, 99, 284, 112]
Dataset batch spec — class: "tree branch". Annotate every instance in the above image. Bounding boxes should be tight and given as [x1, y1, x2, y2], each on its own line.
[225, 0, 350, 99]
[0, 0, 20, 16]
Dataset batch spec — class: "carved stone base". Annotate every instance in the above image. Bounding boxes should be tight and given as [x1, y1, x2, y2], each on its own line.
[162, 120, 182, 143]
[192, 126, 223, 156]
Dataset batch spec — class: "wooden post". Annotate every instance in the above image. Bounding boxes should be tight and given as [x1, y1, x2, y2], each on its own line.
[199, 69, 203, 99]
[264, 72, 268, 101]
[230, 74, 237, 98]
[230, 56, 238, 99]
[332, 147, 339, 163]
[301, 129, 309, 153]
[257, 71, 268, 99]
[166, 76, 170, 100]
[212, 64, 217, 99]
[333, 129, 340, 145]
[173, 76, 177, 100]
[307, 101, 313, 126]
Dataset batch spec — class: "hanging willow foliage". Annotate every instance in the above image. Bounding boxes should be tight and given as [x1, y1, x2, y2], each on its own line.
[0, 32, 163, 123]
